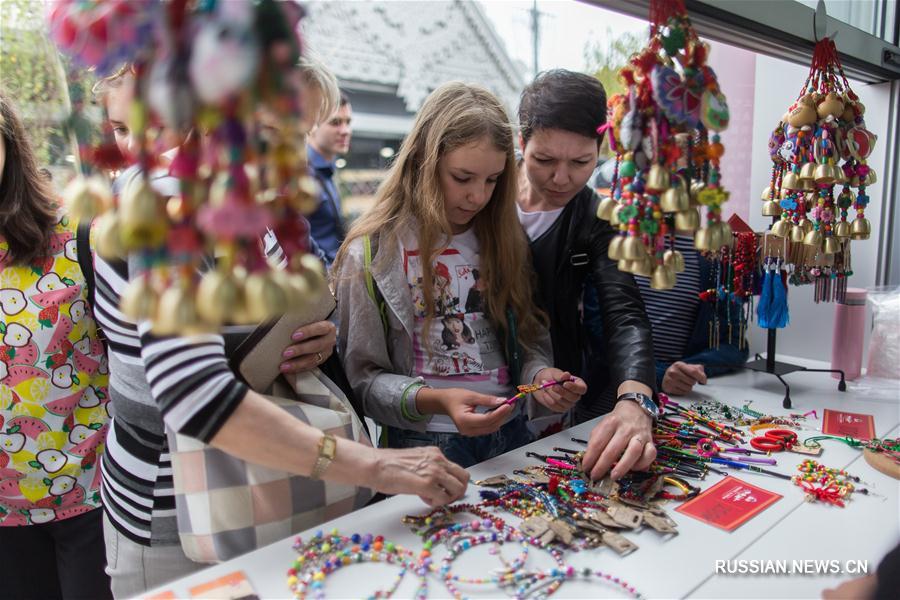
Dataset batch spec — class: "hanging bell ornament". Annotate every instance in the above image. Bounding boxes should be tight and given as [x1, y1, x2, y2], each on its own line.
[120, 277, 159, 322]
[790, 223, 806, 243]
[694, 227, 711, 251]
[610, 203, 624, 226]
[865, 169, 877, 186]
[675, 209, 700, 231]
[823, 236, 840, 255]
[689, 182, 705, 207]
[646, 164, 670, 192]
[295, 176, 320, 215]
[762, 200, 783, 217]
[659, 187, 682, 212]
[813, 163, 837, 184]
[608, 235, 624, 260]
[719, 221, 733, 248]
[622, 236, 647, 260]
[650, 265, 676, 290]
[803, 228, 824, 247]
[297, 253, 328, 298]
[771, 219, 792, 238]
[278, 271, 314, 314]
[797, 217, 814, 233]
[618, 258, 633, 273]
[850, 217, 871, 240]
[782, 171, 801, 190]
[830, 164, 846, 183]
[118, 178, 168, 250]
[244, 272, 290, 322]
[760, 185, 773, 201]
[596, 196, 617, 221]
[798, 162, 816, 181]
[631, 258, 654, 277]
[63, 176, 113, 221]
[154, 282, 208, 336]
[94, 212, 125, 259]
[196, 270, 244, 326]
[663, 249, 685, 273]
[833, 220, 851, 239]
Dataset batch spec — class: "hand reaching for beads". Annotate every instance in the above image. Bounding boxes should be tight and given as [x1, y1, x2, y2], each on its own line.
[531, 369, 587, 412]
[366, 446, 470, 507]
[662, 362, 707, 396]
[581, 400, 656, 481]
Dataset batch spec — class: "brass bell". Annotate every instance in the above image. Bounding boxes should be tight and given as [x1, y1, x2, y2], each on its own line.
[95, 212, 125, 259]
[663, 249, 685, 273]
[280, 271, 314, 314]
[802, 177, 816, 191]
[814, 163, 836, 184]
[760, 185, 773, 201]
[797, 217, 814, 233]
[154, 283, 208, 336]
[823, 236, 840, 255]
[865, 169, 877, 186]
[650, 265, 676, 290]
[790, 224, 806, 243]
[660, 187, 682, 212]
[608, 235, 624, 260]
[63, 176, 113, 222]
[610, 203, 624, 226]
[803, 228, 824, 247]
[798, 162, 816, 181]
[596, 196, 617, 221]
[631, 258, 654, 277]
[694, 227, 711, 251]
[832, 164, 847, 184]
[689, 182, 705, 206]
[674, 209, 700, 232]
[646, 164, 670, 192]
[196, 270, 244, 326]
[719, 221, 734, 248]
[771, 219, 792, 238]
[622, 236, 648, 260]
[833, 220, 851, 239]
[782, 172, 801, 190]
[298, 253, 328, 296]
[120, 277, 158, 322]
[850, 217, 871, 240]
[244, 272, 290, 322]
[618, 258, 633, 273]
[762, 200, 783, 217]
[118, 178, 168, 250]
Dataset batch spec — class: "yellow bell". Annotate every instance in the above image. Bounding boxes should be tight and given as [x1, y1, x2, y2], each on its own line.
[675, 209, 700, 231]
[631, 258, 654, 277]
[660, 188, 682, 212]
[771, 219, 792, 238]
[608, 236, 624, 261]
[719, 221, 733, 248]
[814, 163, 836, 184]
[120, 277, 158, 322]
[663, 249, 685, 273]
[279, 271, 314, 314]
[760, 185, 773, 201]
[762, 200, 783, 217]
[694, 227, 711, 251]
[823, 236, 840, 255]
[646, 164, 670, 192]
[831, 164, 847, 184]
[622, 236, 648, 260]
[803, 228, 823, 247]
[798, 162, 816, 181]
[650, 265, 676, 290]
[802, 177, 816, 191]
[244, 272, 290, 322]
[154, 283, 209, 336]
[797, 217, 814, 233]
[790, 224, 806, 243]
[297, 253, 328, 296]
[833, 220, 851, 239]
[850, 217, 871, 240]
[94, 212, 125, 259]
[196, 270, 244, 326]
[118, 178, 167, 250]
[63, 176, 113, 222]
[617, 258, 632, 273]
[782, 172, 801, 190]
[596, 196, 617, 221]
[865, 169, 877, 186]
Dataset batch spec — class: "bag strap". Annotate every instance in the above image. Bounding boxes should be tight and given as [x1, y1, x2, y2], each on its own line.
[362, 234, 388, 337]
[75, 219, 108, 350]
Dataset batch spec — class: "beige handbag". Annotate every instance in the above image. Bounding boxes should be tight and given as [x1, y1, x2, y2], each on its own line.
[167, 292, 374, 563]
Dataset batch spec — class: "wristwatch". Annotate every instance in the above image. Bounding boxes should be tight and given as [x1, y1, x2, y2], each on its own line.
[617, 392, 659, 422]
[310, 433, 337, 479]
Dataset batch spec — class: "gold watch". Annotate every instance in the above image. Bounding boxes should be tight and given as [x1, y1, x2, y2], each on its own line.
[311, 433, 337, 479]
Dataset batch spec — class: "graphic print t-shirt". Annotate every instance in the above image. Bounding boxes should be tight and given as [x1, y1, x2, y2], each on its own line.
[401, 228, 514, 433]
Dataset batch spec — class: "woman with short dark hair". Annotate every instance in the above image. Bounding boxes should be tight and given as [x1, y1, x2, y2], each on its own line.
[516, 69, 658, 481]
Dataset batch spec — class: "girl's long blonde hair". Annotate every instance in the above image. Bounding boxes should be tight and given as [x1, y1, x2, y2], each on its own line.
[334, 82, 545, 348]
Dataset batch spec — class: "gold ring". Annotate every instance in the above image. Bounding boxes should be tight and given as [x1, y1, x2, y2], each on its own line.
[316, 351, 324, 364]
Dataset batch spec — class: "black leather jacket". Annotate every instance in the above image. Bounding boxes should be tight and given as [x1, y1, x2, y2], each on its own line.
[528, 185, 657, 408]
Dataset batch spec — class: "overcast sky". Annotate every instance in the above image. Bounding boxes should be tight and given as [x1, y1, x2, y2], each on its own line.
[478, 0, 649, 77]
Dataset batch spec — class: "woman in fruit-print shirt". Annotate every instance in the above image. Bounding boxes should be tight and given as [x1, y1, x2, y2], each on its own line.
[0, 94, 112, 599]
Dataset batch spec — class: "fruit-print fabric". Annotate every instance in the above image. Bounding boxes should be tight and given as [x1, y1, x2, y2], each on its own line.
[0, 215, 109, 526]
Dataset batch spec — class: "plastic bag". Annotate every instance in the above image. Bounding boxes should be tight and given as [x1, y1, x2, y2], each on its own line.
[866, 286, 900, 379]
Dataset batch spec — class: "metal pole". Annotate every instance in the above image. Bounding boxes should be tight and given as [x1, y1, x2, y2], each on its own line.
[531, 0, 539, 77]
[766, 328, 777, 373]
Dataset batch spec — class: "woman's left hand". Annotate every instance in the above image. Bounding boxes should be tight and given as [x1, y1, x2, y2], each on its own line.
[531, 369, 586, 413]
[280, 320, 337, 373]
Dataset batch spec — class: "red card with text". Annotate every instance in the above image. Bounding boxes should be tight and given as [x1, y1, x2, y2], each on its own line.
[675, 476, 782, 531]
[822, 409, 875, 440]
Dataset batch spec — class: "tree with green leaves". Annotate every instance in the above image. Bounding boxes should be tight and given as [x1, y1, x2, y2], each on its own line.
[583, 26, 646, 98]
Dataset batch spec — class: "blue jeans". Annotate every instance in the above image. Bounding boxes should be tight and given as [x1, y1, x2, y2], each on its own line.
[386, 415, 534, 468]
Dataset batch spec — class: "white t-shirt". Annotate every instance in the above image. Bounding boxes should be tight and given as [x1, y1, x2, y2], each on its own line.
[516, 204, 565, 241]
[400, 227, 515, 433]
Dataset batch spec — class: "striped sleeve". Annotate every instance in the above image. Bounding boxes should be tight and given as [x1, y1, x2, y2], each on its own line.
[138, 325, 247, 443]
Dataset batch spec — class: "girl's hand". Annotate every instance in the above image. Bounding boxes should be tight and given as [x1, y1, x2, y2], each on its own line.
[417, 388, 512, 436]
[531, 369, 586, 412]
[367, 446, 470, 507]
[280, 320, 337, 373]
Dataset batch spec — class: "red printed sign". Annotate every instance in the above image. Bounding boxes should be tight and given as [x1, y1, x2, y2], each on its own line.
[675, 476, 782, 531]
[822, 408, 875, 441]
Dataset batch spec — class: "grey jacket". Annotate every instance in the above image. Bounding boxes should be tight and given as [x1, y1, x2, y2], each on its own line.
[335, 234, 554, 431]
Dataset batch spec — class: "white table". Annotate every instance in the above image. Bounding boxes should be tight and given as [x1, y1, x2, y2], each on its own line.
[146, 359, 900, 599]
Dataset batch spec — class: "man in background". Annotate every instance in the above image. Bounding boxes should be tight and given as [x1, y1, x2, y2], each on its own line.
[307, 92, 352, 265]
